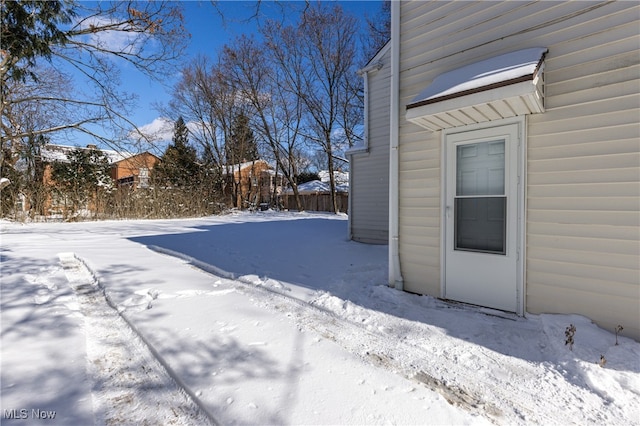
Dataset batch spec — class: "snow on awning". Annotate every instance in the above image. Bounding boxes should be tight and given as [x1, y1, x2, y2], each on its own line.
[406, 48, 548, 131]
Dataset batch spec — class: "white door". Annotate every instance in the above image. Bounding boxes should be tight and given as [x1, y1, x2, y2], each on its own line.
[444, 123, 521, 312]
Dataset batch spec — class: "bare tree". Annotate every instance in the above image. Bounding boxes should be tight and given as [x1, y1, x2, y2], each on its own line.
[168, 54, 258, 208]
[1, 1, 189, 158]
[221, 34, 307, 211]
[262, 4, 362, 213]
[361, 0, 391, 66]
[0, 65, 78, 218]
[209, 65, 254, 208]
[167, 56, 226, 172]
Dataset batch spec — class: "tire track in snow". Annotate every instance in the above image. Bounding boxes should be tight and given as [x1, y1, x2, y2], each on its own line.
[57, 252, 216, 426]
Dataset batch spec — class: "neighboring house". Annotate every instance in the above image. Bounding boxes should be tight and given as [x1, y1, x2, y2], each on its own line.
[347, 41, 391, 243]
[35, 144, 158, 215]
[355, 2, 639, 340]
[111, 152, 160, 189]
[223, 160, 283, 209]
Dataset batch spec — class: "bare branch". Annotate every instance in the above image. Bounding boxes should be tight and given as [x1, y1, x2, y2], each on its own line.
[2, 0, 189, 153]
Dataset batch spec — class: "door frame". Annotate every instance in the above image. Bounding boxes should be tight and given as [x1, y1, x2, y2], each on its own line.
[440, 116, 527, 315]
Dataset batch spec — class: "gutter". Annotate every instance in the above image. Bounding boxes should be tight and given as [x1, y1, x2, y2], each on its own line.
[389, 0, 403, 291]
[357, 60, 384, 76]
[347, 158, 354, 240]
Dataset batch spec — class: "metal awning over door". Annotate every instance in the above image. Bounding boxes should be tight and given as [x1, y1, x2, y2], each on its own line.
[406, 48, 548, 131]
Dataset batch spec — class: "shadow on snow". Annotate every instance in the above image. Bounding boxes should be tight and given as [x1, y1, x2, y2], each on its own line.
[128, 217, 640, 377]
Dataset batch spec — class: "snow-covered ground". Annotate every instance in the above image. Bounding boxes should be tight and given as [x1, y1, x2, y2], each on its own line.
[1, 211, 638, 425]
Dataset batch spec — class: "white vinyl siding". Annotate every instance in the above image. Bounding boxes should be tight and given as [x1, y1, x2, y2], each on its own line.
[350, 47, 391, 244]
[398, 1, 640, 339]
[526, 15, 640, 339]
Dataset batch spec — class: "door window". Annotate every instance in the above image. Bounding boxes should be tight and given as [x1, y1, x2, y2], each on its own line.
[454, 140, 506, 254]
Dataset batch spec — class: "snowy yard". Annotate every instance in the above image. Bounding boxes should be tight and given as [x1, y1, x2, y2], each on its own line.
[1, 211, 638, 425]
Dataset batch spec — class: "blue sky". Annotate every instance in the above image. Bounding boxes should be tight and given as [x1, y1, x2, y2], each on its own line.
[117, 1, 384, 147]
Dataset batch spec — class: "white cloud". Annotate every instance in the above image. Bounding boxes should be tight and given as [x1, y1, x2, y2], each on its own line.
[131, 118, 216, 156]
[136, 117, 174, 143]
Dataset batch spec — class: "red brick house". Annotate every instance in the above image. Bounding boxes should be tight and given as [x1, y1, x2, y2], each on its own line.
[29, 144, 158, 216]
[110, 152, 160, 189]
[223, 160, 283, 209]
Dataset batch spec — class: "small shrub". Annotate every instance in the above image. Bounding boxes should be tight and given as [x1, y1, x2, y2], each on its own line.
[599, 355, 607, 368]
[565, 324, 576, 351]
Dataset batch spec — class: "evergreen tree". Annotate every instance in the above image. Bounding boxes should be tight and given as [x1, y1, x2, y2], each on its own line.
[154, 117, 199, 187]
[296, 171, 320, 184]
[0, 0, 74, 82]
[226, 112, 258, 164]
[50, 147, 113, 214]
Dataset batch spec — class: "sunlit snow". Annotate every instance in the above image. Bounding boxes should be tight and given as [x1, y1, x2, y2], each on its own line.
[410, 47, 547, 105]
[1, 211, 638, 425]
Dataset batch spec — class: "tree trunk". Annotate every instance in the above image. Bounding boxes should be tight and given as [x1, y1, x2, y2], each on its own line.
[326, 132, 338, 214]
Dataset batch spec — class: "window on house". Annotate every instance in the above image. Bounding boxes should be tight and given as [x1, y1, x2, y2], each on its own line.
[454, 140, 506, 254]
[138, 168, 149, 188]
[118, 176, 135, 186]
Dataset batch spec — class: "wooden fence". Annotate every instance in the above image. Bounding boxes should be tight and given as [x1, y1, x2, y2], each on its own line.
[283, 192, 348, 213]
